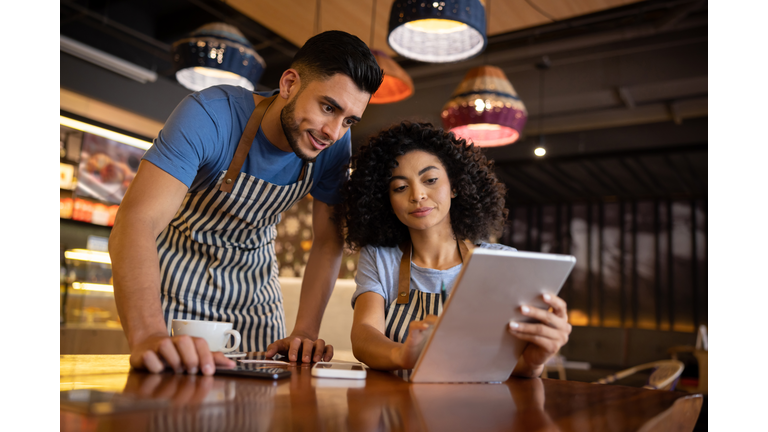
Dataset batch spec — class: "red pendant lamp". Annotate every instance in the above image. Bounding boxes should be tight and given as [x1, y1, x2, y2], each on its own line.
[441, 65, 527, 147]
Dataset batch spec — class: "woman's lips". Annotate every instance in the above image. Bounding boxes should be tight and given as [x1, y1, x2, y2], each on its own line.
[410, 207, 433, 217]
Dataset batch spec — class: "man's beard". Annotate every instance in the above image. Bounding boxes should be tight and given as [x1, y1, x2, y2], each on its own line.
[280, 95, 321, 162]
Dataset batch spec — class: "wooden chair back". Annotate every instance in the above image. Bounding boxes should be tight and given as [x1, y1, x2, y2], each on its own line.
[593, 360, 685, 391]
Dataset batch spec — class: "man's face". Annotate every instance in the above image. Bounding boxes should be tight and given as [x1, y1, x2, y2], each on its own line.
[280, 73, 370, 162]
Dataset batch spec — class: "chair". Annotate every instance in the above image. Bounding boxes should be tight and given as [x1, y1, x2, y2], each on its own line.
[668, 324, 708, 394]
[592, 360, 685, 391]
[541, 353, 567, 380]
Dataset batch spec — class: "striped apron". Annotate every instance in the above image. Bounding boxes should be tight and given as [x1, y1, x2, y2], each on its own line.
[384, 240, 469, 380]
[156, 94, 314, 352]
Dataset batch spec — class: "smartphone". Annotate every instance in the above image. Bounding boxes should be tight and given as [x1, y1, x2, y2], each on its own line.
[215, 364, 291, 380]
[310, 362, 367, 380]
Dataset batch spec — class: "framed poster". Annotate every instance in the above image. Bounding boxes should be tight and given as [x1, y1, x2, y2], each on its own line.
[75, 132, 145, 205]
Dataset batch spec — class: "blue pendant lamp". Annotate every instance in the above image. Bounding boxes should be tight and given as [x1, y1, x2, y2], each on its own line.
[172, 23, 266, 91]
[388, 0, 487, 63]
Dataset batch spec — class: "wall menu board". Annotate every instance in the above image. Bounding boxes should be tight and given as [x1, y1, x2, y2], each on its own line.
[60, 122, 147, 226]
[75, 132, 144, 205]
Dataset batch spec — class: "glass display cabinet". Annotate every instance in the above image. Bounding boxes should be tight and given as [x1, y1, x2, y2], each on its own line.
[61, 248, 120, 328]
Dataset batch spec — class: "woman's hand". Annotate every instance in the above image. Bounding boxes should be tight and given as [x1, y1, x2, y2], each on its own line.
[508, 294, 572, 377]
[395, 314, 439, 369]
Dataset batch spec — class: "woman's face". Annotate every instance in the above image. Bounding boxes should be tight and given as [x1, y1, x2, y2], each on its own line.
[389, 150, 454, 234]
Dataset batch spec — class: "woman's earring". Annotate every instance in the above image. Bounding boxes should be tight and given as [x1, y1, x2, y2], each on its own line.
[451, 190, 457, 198]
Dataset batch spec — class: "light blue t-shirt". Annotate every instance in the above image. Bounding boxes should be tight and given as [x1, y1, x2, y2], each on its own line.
[352, 242, 516, 308]
[143, 85, 351, 204]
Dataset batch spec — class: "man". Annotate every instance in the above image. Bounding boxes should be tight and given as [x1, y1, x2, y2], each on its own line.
[109, 30, 383, 375]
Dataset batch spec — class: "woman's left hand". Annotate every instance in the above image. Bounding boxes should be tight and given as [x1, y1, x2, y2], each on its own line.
[508, 294, 572, 372]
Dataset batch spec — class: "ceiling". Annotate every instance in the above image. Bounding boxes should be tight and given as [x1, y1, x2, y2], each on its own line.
[60, 0, 708, 205]
[223, 0, 645, 58]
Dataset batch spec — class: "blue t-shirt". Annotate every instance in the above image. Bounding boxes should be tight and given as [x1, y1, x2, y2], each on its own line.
[143, 85, 351, 204]
[352, 242, 516, 308]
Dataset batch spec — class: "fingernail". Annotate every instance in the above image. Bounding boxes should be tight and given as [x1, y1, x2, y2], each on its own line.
[543, 294, 551, 301]
[304, 356, 310, 362]
[203, 364, 214, 375]
[189, 367, 198, 375]
[509, 321, 519, 329]
[521, 306, 530, 313]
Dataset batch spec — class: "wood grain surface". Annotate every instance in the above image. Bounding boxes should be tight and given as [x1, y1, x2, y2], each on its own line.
[60, 354, 702, 432]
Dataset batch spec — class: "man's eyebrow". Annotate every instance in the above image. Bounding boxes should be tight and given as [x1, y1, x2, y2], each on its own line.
[322, 96, 361, 122]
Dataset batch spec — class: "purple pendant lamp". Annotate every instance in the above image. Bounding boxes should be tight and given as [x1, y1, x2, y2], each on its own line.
[441, 65, 527, 147]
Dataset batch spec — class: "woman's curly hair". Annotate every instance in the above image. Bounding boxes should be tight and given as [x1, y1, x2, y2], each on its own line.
[338, 121, 508, 250]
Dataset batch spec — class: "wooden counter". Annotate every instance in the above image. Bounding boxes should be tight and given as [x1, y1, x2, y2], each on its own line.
[60, 355, 702, 432]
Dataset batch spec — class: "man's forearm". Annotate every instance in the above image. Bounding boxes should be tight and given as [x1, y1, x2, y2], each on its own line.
[290, 240, 343, 339]
[109, 218, 169, 347]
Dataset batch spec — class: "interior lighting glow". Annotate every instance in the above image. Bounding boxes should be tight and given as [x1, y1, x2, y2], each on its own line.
[404, 19, 468, 34]
[64, 249, 112, 264]
[60, 116, 153, 150]
[534, 147, 546, 157]
[72, 282, 114, 293]
[191, 67, 245, 79]
[467, 123, 501, 130]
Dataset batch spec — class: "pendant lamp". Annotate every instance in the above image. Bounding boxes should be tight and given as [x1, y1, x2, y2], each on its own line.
[370, 50, 414, 103]
[369, 0, 413, 104]
[172, 23, 265, 91]
[441, 65, 527, 147]
[388, 0, 487, 63]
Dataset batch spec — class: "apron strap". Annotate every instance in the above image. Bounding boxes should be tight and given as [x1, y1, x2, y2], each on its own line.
[396, 239, 472, 304]
[397, 241, 412, 304]
[297, 161, 308, 182]
[219, 94, 278, 193]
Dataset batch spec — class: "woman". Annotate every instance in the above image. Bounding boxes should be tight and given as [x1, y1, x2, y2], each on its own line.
[339, 122, 572, 378]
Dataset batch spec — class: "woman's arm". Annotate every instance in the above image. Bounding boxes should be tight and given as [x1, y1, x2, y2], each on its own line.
[351, 292, 437, 370]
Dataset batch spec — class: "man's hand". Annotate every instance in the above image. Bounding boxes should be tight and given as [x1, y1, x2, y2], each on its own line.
[265, 331, 334, 363]
[129, 333, 235, 375]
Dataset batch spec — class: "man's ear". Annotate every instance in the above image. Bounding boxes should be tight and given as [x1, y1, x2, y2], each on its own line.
[279, 68, 301, 99]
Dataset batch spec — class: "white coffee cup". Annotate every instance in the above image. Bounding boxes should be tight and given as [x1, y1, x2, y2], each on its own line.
[170, 319, 241, 353]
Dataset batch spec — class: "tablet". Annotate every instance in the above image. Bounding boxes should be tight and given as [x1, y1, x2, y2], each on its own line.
[409, 248, 575, 383]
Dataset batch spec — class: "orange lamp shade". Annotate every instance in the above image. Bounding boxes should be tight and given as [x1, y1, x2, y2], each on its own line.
[370, 50, 414, 104]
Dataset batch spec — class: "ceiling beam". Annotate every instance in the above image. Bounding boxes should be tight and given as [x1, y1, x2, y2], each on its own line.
[405, 15, 706, 80]
[523, 97, 707, 136]
[494, 143, 707, 168]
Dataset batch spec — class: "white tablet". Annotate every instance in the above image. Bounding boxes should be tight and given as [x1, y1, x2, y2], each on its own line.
[409, 248, 576, 383]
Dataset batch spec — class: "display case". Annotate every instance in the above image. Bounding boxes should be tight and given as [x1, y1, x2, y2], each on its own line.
[61, 248, 120, 327]
[60, 247, 130, 355]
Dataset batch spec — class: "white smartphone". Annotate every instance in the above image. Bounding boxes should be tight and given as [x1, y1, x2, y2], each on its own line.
[310, 362, 367, 380]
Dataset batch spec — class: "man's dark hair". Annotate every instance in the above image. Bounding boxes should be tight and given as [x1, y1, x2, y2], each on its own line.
[291, 30, 383, 95]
